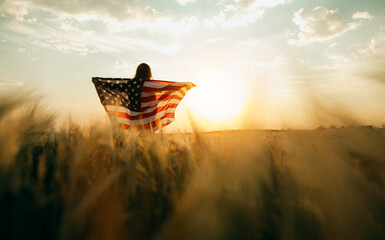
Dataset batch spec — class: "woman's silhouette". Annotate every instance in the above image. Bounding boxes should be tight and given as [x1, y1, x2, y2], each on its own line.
[132, 63, 155, 114]
[134, 63, 152, 81]
[92, 63, 195, 132]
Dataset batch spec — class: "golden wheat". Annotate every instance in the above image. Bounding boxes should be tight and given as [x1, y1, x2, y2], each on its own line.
[0, 93, 384, 240]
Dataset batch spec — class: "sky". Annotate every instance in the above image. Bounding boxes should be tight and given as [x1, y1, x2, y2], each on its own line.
[0, 0, 385, 131]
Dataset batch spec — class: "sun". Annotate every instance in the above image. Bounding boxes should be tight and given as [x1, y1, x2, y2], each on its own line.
[185, 73, 246, 123]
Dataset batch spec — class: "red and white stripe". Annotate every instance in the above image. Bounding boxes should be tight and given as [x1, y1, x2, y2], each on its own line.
[105, 80, 195, 132]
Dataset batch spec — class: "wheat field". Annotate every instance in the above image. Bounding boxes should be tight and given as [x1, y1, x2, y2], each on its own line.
[1, 94, 385, 240]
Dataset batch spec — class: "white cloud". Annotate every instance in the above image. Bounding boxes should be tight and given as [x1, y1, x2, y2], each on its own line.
[1, 0, 29, 22]
[6, 16, 184, 55]
[352, 11, 374, 20]
[115, 59, 128, 68]
[352, 38, 377, 58]
[1, 0, 188, 55]
[1, 0, 197, 36]
[236, 0, 292, 10]
[0, 0, 38, 23]
[204, 5, 264, 28]
[362, 38, 376, 54]
[17, 47, 26, 52]
[37, 39, 98, 55]
[108, 7, 196, 35]
[176, 0, 195, 6]
[103, 15, 198, 35]
[20, 0, 147, 21]
[288, 7, 359, 46]
[205, 0, 291, 28]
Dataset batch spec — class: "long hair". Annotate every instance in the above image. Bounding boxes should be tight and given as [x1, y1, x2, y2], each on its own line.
[134, 63, 152, 80]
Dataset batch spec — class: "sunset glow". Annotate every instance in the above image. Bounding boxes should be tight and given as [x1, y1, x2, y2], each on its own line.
[186, 73, 247, 122]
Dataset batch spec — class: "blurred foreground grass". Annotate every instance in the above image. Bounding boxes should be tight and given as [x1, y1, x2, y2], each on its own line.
[1, 95, 385, 240]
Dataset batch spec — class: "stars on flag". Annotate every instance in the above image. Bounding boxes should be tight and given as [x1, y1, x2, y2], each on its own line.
[92, 77, 143, 111]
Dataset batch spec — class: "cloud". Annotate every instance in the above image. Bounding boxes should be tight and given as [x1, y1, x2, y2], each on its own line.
[0, 80, 24, 86]
[352, 38, 377, 58]
[36, 39, 98, 55]
[205, 0, 292, 28]
[17, 47, 26, 52]
[0, 0, 29, 22]
[204, 5, 264, 28]
[103, 15, 197, 35]
[236, 0, 292, 10]
[288, 7, 359, 46]
[352, 11, 374, 20]
[307, 50, 352, 71]
[1, 0, 197, 36]
[115, 59, 128, 68]
[1, 0, 187, 55]
[5, 16, 184, 55]
[176, 0, 195, 6]
[21, 0, 146, 21]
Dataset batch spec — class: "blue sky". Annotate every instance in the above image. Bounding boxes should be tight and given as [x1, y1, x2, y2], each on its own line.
[0, 0, 384, 130]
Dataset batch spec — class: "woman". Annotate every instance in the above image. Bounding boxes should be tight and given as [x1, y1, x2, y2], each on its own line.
[92, 62, 195, 132]
[133, 63, 152, 81]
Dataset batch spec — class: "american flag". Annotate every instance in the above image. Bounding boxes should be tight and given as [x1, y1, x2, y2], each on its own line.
[92, 77, 195, 132]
